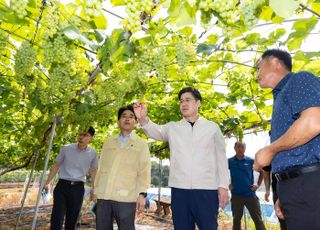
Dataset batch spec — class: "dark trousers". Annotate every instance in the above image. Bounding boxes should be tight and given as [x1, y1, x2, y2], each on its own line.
[272, 174, 287, 230]
[96, 199, 136, 230]
[231, 194, 266, 230]
[277, 169, 320, 230]
[171, 188, 219, 230]
[50, 180, 85, 230]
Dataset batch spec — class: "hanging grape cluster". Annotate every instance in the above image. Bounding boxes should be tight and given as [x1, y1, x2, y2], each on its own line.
[134, 47, 154, 77]
[152, 48, 170, 78]
[122, 0, 154, 33]
[10, 0, 28, 19]
[239, 0, 266, 28]
[14, 41, 37, 79]
[199, 0, 238, 25]
[83, 0, 102, 17]
[43, 0, 60, 38]
[133, 47, 171, 79]
[40, 30, 90, 109]
[43, 34, 69, 67]
[176, 43, 196, 74]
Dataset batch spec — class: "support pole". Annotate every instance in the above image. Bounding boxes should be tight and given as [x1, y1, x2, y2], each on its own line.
[15, 150, 40, 230]
[31, 116, 57, 230]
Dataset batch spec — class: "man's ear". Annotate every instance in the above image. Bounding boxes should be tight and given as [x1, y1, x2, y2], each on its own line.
[196, 99, 201, 108]
[270, 57, 282, 70]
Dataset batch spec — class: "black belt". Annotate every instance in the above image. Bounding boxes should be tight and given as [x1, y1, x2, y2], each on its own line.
[59, 179, 84, 185]
[275, 163, 320, 182]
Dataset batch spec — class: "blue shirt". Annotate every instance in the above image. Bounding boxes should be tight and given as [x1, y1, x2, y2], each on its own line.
[119, 132, 132, 148]
[271, 71, 320, 173]
[228, 156, 255, 197]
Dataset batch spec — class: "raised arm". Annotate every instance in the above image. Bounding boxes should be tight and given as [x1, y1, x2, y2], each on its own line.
[133, 102, 148, 126]
[134, 102, 169, 141]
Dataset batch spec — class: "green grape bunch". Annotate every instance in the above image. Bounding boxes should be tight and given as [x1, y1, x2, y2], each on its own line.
[134, 47, 158, 77]
[43, 34, 70, 67]
[122, 0, 154, 33]
[14, 41, 37, 78]
[152, 48, 169, 78]
[84, 0, 102, 17]
[10, 0, 28, 18]
[176, 43, 196, 73]
[239, 0, 266, 28]
[44, 0, 60, 38]
[199, 0, 238, 25]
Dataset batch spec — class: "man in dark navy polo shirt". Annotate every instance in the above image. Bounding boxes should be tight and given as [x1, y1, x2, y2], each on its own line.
[254, 49, 320, 229]
[229, 142, 265, 230]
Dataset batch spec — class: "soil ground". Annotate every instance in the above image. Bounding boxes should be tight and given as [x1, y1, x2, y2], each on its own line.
[0, 183, 232, 230]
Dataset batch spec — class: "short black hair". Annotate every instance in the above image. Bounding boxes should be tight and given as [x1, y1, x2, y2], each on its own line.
[88, 126, 95, 136]
[178, 87, 202, 101]
[261, 49, 292, 71]
[117, 105, 136, 120]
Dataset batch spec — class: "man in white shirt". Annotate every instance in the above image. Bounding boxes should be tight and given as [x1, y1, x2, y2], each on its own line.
[134, 87, 229, 230]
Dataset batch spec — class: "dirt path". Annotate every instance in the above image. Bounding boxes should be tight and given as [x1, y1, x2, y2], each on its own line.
[0, 183, 232, 229]
[0, 205, 174, 230]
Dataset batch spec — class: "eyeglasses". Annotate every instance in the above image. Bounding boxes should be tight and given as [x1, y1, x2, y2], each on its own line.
[179, 98, 196, 104]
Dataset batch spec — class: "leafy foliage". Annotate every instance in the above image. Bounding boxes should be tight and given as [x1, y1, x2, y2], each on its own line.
[0, 0, 319, 174]
[151, 161, 170, 187]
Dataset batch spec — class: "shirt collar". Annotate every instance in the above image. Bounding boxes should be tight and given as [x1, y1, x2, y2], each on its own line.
[76, 143, 88, 151]
[182, 116, 201, 124]
[119, 132, 133, 139]
[272, 72, 292, 97]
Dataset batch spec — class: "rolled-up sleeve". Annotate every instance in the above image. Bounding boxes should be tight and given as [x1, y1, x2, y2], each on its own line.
[55, 147, 66, 164]
[91, 151, 99, 169]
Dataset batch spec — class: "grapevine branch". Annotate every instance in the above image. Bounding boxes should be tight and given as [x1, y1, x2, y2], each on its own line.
[31, 0, 47, 45]
[190, 59, 255, 69]
[224, 124, 270, 138]
[255, 17, 312, 28]
[247, 79, 265, 122]
[74, 44, 97, 54]
[76, 62, 102, 95]
[0, 27, 31, 42]
[0, 154, 34, 176]
[300, 4, 320, 18]
[102, 8, 125, 20]
[147, 79, 228, 88]
[213, 60, 253, 79]
[88, 62, 102, 85]
[198, 22, 218, 41]
[151, 143, 169, 158]
[0, 117, 61, 176]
